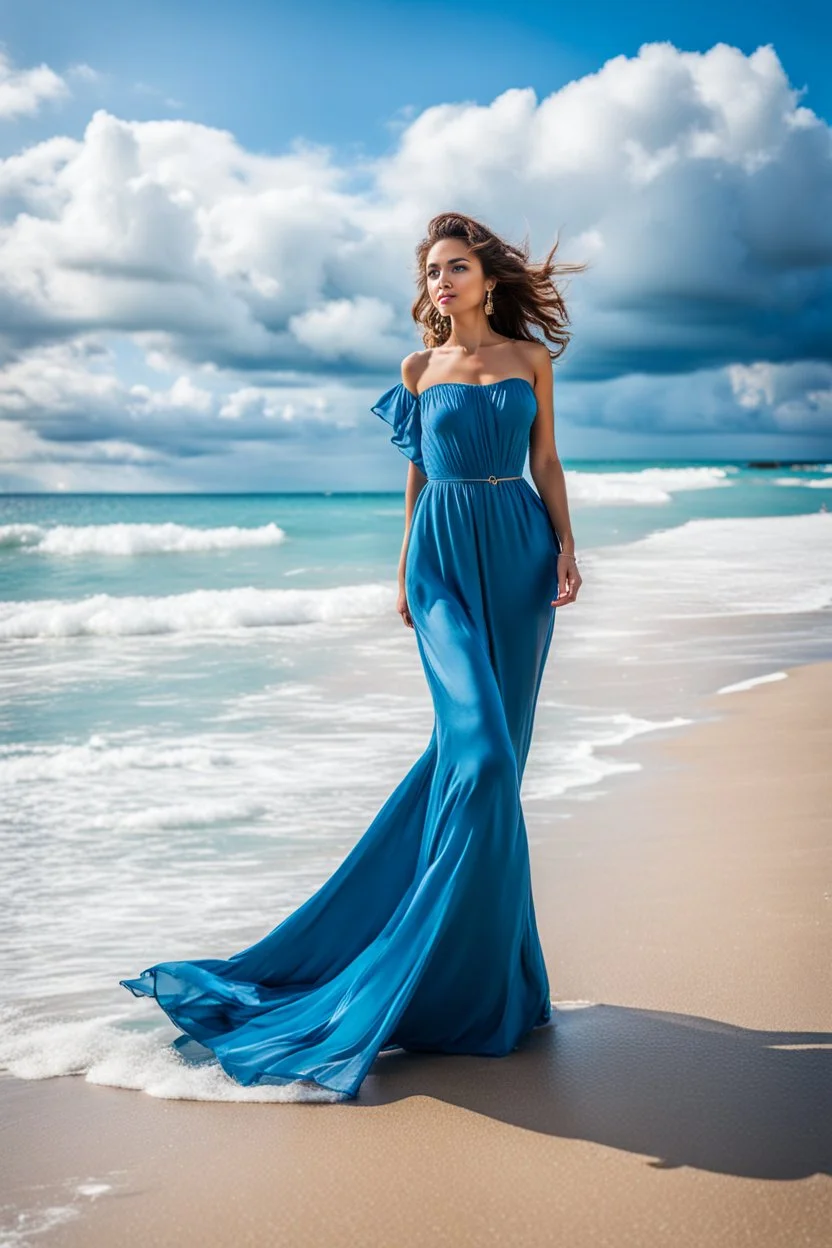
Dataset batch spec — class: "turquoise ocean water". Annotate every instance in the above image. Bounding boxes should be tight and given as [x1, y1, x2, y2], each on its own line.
[1, 460, 831, 1100]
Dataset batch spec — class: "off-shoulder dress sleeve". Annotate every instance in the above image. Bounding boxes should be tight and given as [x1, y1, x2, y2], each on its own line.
[370, 382, 426, 475]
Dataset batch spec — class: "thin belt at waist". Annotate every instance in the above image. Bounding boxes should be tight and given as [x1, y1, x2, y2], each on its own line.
[429, 474, 524, 485]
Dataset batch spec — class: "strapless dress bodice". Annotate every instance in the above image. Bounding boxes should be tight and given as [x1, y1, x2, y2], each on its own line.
[371, 377, 538, 481]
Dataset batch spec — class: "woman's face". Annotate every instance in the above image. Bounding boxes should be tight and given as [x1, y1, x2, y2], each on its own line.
[425, 241, 489, 316]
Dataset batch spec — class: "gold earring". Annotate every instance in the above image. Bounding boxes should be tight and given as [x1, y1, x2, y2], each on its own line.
[484, 286, 494, 316]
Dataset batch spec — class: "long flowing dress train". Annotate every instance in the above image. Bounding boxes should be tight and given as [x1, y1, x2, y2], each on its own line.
[120, 376, 562, 1098]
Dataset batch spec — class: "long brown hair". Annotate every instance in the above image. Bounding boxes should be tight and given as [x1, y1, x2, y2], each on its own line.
[411, 212, 585, 360]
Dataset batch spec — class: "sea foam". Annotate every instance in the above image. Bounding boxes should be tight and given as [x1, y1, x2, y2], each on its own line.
[589, 511, 832, 617]
[0, 521, 286, 555]
[566, 466, 733, 505]
[0, 583, 395, 639]
[0, 1005, 345, 1102]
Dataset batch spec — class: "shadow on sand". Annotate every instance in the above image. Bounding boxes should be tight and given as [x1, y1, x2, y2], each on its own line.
[361, 1003, 831, 1180]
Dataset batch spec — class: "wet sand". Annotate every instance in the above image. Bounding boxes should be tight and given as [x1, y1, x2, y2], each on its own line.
[2, 660, 830, 1246]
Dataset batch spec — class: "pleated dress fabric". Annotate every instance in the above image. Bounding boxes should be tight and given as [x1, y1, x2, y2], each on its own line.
[120, 377, 561, 1099]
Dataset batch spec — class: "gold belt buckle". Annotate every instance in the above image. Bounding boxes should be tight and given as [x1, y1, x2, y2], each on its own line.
[487, 474, 498, 485]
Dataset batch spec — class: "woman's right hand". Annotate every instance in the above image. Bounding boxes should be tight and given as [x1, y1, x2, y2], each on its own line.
[397, 583, 414, 629]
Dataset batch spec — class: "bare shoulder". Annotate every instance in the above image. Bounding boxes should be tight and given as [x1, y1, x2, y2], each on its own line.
[401, 350, 432, 395]
[517, 340, 553, 388]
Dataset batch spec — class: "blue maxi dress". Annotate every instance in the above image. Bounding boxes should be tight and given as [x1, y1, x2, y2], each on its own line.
[120, 376, 561, 1099]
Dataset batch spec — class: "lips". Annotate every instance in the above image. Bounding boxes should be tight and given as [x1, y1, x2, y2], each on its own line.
[438, 295, 455, 305]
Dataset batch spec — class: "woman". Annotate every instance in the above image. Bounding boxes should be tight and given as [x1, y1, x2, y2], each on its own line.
[120, 212, 582, 1100]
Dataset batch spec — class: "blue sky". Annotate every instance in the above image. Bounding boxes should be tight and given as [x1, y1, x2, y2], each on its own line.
[3, 1, 829, 157]
[0, 0, 830, 489]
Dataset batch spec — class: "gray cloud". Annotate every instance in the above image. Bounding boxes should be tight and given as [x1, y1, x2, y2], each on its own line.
[2, 43, 831, 385]
[1, 41, 831, 488]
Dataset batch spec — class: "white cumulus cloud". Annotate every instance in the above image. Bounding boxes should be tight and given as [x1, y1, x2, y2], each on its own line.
[0, 49, 69, 120]
[0, 39, 830, 487]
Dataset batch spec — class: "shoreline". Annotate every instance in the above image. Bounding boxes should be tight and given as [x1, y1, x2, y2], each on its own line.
[2, 658, 830, 1246]
[529, 659, 831, 1034]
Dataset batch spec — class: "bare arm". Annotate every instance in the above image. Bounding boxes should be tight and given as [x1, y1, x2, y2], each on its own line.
[396, 354, 429, 627]
[527, 343, 574, 553]
[397, 460, 426, 584]
[527, 343, 582, 605]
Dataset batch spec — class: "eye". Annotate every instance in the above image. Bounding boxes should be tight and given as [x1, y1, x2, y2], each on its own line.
[426, 263, 468, 278]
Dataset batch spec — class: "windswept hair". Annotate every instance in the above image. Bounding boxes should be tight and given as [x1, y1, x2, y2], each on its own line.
[412, 212, 585, 360]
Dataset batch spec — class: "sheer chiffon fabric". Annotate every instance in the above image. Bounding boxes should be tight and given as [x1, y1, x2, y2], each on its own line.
[120, 377, 561, 1098]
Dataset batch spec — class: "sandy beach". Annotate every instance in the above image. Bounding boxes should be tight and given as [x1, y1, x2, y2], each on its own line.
[2, 658, 830, 1247]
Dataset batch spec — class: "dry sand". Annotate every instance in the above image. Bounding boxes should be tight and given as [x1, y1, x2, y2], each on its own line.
[2, 660, 830, 1247]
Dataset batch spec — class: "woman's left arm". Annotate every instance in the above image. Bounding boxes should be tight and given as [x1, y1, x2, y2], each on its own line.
[527, 343, 582, 606]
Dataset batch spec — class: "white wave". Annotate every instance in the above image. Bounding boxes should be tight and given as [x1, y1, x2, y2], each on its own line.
[589, 512, 832, 617]
[0, 1198, 81, 1245]
[773, 477, 832, 488]
[523, 711, 692, 801]
[0, 582, 395, 639]
[0, 521, 286, 555]
[566, 466, 733, 506]
[0, 1004, 345, 1102]
[0, 1177, 116, 1247]
[0, 736, 236, 782]
[88, 797, 269, 831]
[717, 671, 788, 695]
